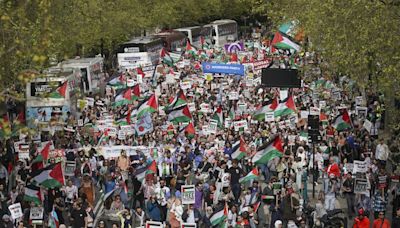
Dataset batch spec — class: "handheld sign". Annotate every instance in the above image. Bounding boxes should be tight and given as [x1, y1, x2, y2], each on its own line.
[181, 185, 195, 205]
[9, 203, 23, 220]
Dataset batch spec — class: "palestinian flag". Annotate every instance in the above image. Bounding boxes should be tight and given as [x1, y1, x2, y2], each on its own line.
[271, 32, 300, 52]
[108, 74, 126, 88]
[24, 185, 42, 205]
[161, 48, 174, 66]
[49, 81, 68, 98]
[210, 203, 228, 226]
[167, 89, 187, 111]
[230, 53, 238, 62]
[252, 136, 284, 165]
[136, 94, 157, 119]
[167, 105, 192, 124]
[115, 109, 134, 126]
[31, 162, 65, 189]
[113, 88, 133, 106]
[49, 208, 59, 228]
[231, 138, 246, 160]
[147, 160, 157, 174]
[229, 106, 236, 120]
[320, 112, 329, 126]
[31, 141, 52, 165]
[135, 162, 157, 182]
[274, 95, 297, 117]
[239, 168, 259, 184]
[136, 67, 145, 78]
[212, 106, 223, 128]
[184, 122, 196, 139]
[185, 40, 197, 57]
[253, 98, 278, 121]
[333, 110, 352, 131]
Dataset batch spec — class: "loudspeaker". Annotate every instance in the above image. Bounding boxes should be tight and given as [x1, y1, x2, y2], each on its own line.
[261, 68, 302, 88]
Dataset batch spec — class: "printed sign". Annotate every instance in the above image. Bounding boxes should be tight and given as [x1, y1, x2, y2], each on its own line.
[378, 174, 388, 189]
[233, 120, 248, 131]
[9, 203, 23, 220]
[65, 161, 76, 177]
[145, 221, 164, 228]
[14, 141, 30, 160]
[354, 178, 368, 195]
[118, 130, 126, 140]
[222, 173, 231, 187]
[181, 223, 197, 228]
[200, 103, 211, 113]
[224, 41, 244, 53]
[363, 119, 372, 133]
[265, 112, 275, 122]
[29, 207, 44, 221]
[180, 81, 192, 90]
[353, 160, 368, 174]
[310, 107, 320, 115]
[225, 117, 232, 128]
[181, 185, 195, 205]
[355, 96, 363, 106]
[356, 107, 368, 119]
[253, 59, 273, 71]
[208, 120, 218, 134]
[319, 100, 326, 108]
[228, 91, 239, 100]
[188, 102, 196, 112]
[202, 63, 245, 76]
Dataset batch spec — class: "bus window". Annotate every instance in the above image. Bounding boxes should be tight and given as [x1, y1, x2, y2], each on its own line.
[81, 68, 89, 92]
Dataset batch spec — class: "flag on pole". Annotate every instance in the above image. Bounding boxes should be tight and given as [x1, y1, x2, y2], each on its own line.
[136, 94, 158, 119]
[239, 168, 259, 184]
[252, 136, 284, 165]
[31, 162, 65, 189]
[210, 203, 228, 226]
[231, 137, 246, 160]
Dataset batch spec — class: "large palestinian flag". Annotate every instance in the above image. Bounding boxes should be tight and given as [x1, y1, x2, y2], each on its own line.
[167, 105, 192, 124]
[252, 136, 284, 165]
[31, 141, 53, 166]
[253, 98, 278, 121]
[160, 48, 174, 66]
[210, 203, 228, 226]
[274, 95, 297, 117]
[333, 110, 352, 131]
[231, 137, 246, 160]
[184, 122, 196, 139]
[113, 87, 133, 106]
[49, 81, 68, 98]
[239, 168, 259, 184]
[136, 94, 158, 119]
[31, 162, 65, 189]
[271, 32, 301, 52]
[167, 89, 187, 111]
[185, 40, 197, 57]
[24, 185, 42, 205]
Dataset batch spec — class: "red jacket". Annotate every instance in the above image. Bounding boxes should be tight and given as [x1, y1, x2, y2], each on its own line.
[353, 217, 370, 228]
[372, 218, 390, 228]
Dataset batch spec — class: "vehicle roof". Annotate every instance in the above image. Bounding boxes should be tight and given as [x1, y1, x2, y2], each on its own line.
[175, 26, 202, 31]
[59, 57, 103, 67]
[124, 36, 162, 44]
[209, 19, 237, 25]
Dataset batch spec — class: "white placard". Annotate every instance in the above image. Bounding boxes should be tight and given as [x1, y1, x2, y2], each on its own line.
[319, 100, 326, 108]
[158, 106, 166, 116]
[225, 117, 232, 128]
[181, 185, 196, 205]
[166, 74, 176, 84]
[105, 127, 117, 137]
[77, 119, 83, 127]
[355, 96, 363, 106]
[233, 120, 248, 131]
[222, 173, 231, 187]
[200, 103, 211, 113]
[238, 103, 247, 113]
[310, 107, 320, 116]
[353, 160, 368, 174]
[137, 74, 143, 84]
[127, 79, 135, 87]
[201, 125, 209, 135]
[363, 119, 372, 133]
[180, 81, 192, 90]
[118, 130, 126, 140]
[229, 91, 239, 100]
[208, 120, 218, 134]
[85, 97, 95, 107]
[65, 161, 76, 177]
[14, 142, 30, 160]
[188, 102, 196, 112]
[300, 110, 309, 119]
[30, 207, 44, 221]
[265, 112, 275, 122]
[280, 90, 288, 101]
[356, 107, 368, 119]
[9, 203, 23, 220]
[145, 221, 164, 228]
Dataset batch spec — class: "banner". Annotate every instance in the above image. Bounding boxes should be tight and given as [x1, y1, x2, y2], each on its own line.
[253, 59, 273, 71]
[202, 63, 245, 76]
[354, 178, 368, 195]
[181, 185, 195, 205]
[98, 146, 152, 159]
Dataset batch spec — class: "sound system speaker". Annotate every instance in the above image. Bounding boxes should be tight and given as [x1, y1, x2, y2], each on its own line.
[261, 68, 302, 88]
[308, 115, 320, 130]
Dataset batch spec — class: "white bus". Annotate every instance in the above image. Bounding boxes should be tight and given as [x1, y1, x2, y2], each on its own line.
[26, 68, 81, 128]
[58, 57, 105, 94]
[206, 19, 238, 48]
[117, 36, 163, 72]
[175, 26, 213, 49]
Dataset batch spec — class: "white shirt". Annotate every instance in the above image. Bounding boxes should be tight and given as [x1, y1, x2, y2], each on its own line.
[154, 185, 170, 206]
[65, 185, 78, 201]
[186, 210, 195, 223]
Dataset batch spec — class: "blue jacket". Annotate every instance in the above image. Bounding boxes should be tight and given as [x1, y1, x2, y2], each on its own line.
[146, 200, 161, 221]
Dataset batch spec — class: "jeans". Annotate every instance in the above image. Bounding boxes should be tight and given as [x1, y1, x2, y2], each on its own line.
[345, 193, 356, 215]
[325, 194, 336, 211]
[231, 183, 241, 203]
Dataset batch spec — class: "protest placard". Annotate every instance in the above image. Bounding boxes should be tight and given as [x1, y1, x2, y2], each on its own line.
[200, 103, 211, 113]
[14, 141, 30, 160]
[188, 102, 196, 112]
[145, 221, 164, 228]
[238, 103, 247, 113]
[233, 120, 248, 131]
[354, 178, 368, 195]
[355, 96, 363, 106]
[222, 173, 231, 187]
[29, 207, 44, 221]
[118, 130, 126, 140]
[180, 81, 192, 90]
[265, 112, 275, 122]
[319, 100, 326, 108]
[310, 107, 320, 115]
[181, 223, 197, 228]
[356, 106, 368, 119]
[208, 120, 218, 134]
[86, 97, 94, 107]
[363, 119, 372, 133]
[9, 203, 23, 220]
[229, 91, 239, 100]
[225, 117, 232, 128]
[181, 185, 195, 205]
[353, 160, 368, 173]
[65, 161, 76, 177]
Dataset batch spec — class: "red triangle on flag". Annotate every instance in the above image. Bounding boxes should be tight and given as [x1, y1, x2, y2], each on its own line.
[49, 163, 65, 185]
[271, 32, 283, 53]
[57, 82, 68, 97]
[273, 136, 284, 153]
